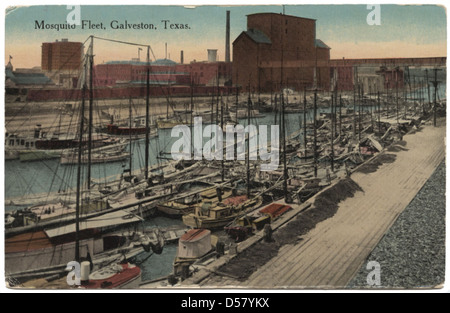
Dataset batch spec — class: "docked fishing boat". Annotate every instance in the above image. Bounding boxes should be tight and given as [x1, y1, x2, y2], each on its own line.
[5, 228, 157, 284]
[229, 108, 264, 120]
[156, 117, 192, 129]
[173, 228, 214, 277]
[83, 262, 142, 289]
[105, 117, 158, 139]
[60, 141, 130, 165]
[157, 185, 232, 218]
[224, 203, 292, 242]
[5, 125, 122, 162]
[182, 195, 263, 230]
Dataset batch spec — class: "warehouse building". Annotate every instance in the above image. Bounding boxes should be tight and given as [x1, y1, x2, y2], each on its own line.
[232, 13, 331, 93]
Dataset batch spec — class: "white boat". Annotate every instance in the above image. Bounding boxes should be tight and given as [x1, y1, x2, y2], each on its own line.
[173, 229, 214, 277]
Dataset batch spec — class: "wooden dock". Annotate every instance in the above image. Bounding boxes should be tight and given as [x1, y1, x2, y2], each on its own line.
[181, 118, 446, 289]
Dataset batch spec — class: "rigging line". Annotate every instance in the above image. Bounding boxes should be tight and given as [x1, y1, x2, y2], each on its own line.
[5, 101, 31, 129]
[6, 165, 31, 200]
[92, 35, 150, 49]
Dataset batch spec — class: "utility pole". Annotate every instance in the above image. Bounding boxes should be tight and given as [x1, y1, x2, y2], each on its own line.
[353, 83, 357, 138]
[396, 68, 399, 124]
[431, 68, 442, 127]
[377, 91, 381, 134]
[303, 88, 307, 159]
[221, 96, 225, 182]
[426, 69, 431, 112]
[339, 94, 343, 137]
[246, 94, 251, 198]
[330, 94, 334, 172]
[313, 89, 318, 178]
[358, 83, 362, 142]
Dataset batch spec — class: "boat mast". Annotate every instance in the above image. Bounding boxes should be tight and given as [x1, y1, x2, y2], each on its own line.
[145, 46, 150, 181]
[75, 55, 88, 262]
[246, 93, 251, 198]
[216, 71, 219, 124]
[87, 35, 94, 190]
[282, 91, 288, 199]
[129, 97, 133, 176]
[221, 96, 225, 182]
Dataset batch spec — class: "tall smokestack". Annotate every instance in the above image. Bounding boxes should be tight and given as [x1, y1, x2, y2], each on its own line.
[225, 10, 230, 63]
[165, 42, 167, 59]
[180, 50, 184, 64]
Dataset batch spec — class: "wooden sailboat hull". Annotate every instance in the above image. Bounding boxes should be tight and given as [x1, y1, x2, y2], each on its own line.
[60, 152, 131, 165]
[182, 214, 239, 230]
[19, 150, 61, 162]
[156, 203, 195, 217]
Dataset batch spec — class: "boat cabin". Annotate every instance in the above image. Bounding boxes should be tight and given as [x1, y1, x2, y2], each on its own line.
[177, 229, 212, 260]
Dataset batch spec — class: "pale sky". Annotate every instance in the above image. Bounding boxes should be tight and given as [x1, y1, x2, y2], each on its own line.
[4, 4, 447, 69]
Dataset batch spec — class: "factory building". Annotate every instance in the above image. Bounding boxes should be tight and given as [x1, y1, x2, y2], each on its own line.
[232, 13, 331, 93]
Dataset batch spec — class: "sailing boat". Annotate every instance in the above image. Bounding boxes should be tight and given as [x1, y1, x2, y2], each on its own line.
[5, 37, 161, 288]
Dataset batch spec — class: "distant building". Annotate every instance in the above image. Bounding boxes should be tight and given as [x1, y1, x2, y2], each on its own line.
[94, 58, 191, 87]
[5, 59, 53, 89]
[330, 59, 407, 92]
[232, 13, 331, 93]
[41, 39, 83, 71]
[189, 61, 232, 86]
[94, 55, 232, 88]
[41, 39, 84, 88]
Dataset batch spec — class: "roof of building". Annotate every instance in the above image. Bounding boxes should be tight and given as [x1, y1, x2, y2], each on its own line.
[152, 58, 177, 66]
[5, 66, 54, 86]
[315, 39, 331, 49]
[105, 58, 177, 66]
[243, 28, 272, 44]
[247, 12, 316, 22]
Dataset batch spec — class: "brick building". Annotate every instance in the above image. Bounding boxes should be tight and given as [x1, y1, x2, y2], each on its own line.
[41, 39, 83, 71]
[232, 13, 331, 93]
[94, 59, 191, 87]
[93, 58, 231, 88]
[41, 39, 84, 88]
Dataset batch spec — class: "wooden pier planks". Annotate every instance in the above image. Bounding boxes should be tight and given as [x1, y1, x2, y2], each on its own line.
[197, 120, 446, 288]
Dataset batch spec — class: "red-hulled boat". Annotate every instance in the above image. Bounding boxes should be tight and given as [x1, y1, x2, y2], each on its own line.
[83, 263, 142, 289]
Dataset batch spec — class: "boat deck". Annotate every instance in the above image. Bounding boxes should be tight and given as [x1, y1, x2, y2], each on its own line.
[5, 231, 53, 253]
[180, 118, 446, 288]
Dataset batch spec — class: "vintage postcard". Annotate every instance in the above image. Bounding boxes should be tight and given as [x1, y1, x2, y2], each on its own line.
[2, 3, 447, 295]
